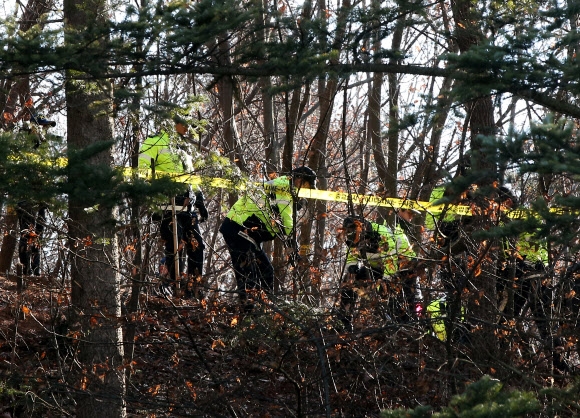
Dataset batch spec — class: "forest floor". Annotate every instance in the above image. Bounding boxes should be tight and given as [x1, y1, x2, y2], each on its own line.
[0, 272, 579, 417]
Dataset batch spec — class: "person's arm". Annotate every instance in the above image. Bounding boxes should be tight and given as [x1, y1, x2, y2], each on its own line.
[394, 227, 419, 275]
[396, 234, 416, 260]
[266, 177, 293, 236]
[276, 194, 293, 236]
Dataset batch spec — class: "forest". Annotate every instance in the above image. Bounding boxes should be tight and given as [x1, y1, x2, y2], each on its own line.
[1, 0, 580, 416]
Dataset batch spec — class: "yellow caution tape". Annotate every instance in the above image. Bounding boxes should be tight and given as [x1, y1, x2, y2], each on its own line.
[9, 153, 67, 167]
[121, 168, 570, 219]
[296, 188, 474, 215]
[8, 161, 551, 219]
[127, 169, 477, 216]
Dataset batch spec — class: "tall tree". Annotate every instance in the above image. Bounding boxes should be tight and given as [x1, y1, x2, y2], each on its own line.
[63, 0, 126, 415]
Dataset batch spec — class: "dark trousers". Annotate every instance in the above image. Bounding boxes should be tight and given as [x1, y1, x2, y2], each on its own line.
[18, 236, 41, 276]
[160, 211, 206, 274]
[185, 221, 205, 298]
[338, 266, 383, 327]
[17, 201, 46, 276]
[186, 221, 205, 277]
[219, 218, 274, 306]
[340, 266, 382, 310]
[385, 271, 418, 322]
[160, 215, 185, 283]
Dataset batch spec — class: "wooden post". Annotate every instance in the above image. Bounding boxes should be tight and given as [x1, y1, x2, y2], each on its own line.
[172, 196, 180, 295]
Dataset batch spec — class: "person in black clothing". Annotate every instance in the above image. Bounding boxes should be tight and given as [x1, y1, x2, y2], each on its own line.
[184, 188, 209, 298]
[16, 200, 47, 276]
[140, 119, 210, 297]
[219, 167, 317, 310]
[156, 186, 208, 297]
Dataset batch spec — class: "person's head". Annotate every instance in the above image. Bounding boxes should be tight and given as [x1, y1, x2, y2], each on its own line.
[291, 166, 317, 189]
[174, 185, 193, 206]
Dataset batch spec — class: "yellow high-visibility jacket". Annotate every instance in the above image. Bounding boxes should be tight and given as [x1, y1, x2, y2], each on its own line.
[226, 176, 293, 242]
[345, 222, 416, 277]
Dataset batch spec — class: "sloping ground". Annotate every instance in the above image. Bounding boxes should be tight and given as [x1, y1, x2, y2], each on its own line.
[0, 273, 577, 417]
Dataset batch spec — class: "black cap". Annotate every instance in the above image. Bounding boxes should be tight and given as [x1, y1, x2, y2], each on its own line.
[291, 166, 317, 189]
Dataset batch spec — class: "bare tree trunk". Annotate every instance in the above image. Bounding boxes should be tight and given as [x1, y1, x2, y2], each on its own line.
[412, 1, 457, 203]
[64, 0, 126, 415]
[413, 75, 454, 202]
[257, 0, 285, 290]
[217, 40, 244, 171]
[368, 68, 386, 213]
[0, 209, 18, 274]
[299, 77, 332, 302]
[386, 26, 403, 196]
[0, 0, 54, 273]
[366, 0, 403, 223]
[258, 0, 278, 179]
[217, 36, 246, 210]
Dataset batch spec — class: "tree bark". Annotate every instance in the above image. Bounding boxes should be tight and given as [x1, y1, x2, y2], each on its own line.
[64, 0, 126, 415]
[0, 208, 18, 275]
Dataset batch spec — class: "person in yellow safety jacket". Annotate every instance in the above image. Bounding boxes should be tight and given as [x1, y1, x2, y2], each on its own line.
[426, 297, 467, 342]
[343, 214, 417, 277]
[384, 211, 424, 322]
[140, 127, 209, 297]
[340, 213, 420, 325]
[517, 233, 549, 267]
[219, 167, 317, 311]
[343, 217, 390, 281]
[385, 215, 417, 276]
[426, 298, 448, 341]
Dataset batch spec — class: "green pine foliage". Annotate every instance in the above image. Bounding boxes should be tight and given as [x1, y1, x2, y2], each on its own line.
[381, 375, 541, 418]
[0, 131, 64, 209]
[487, 116, 580, 250]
